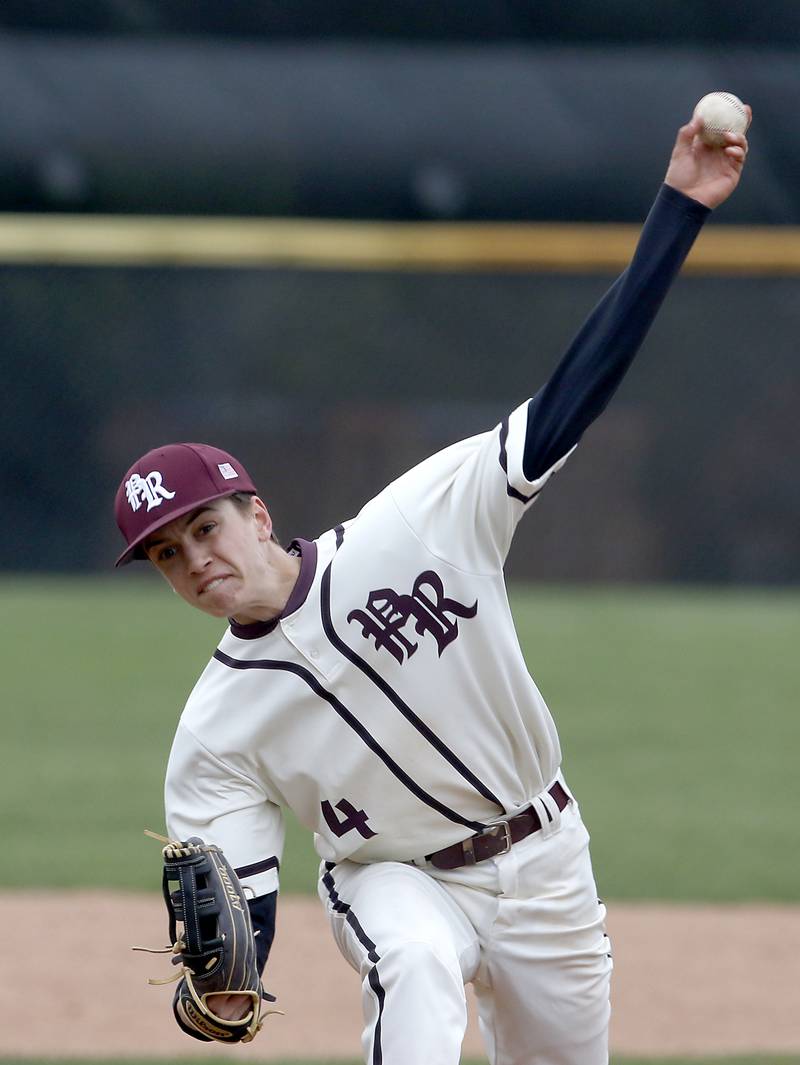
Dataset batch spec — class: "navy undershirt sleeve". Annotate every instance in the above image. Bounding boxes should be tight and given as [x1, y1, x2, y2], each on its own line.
[248, 891, 277, 975]
[522, 184, 710, 482]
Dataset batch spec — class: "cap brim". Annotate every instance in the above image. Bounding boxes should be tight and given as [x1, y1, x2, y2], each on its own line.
[114, 489, 239, 567]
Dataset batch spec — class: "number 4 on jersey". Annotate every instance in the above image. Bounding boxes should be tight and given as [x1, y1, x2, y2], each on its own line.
[321, 798, 377, 839]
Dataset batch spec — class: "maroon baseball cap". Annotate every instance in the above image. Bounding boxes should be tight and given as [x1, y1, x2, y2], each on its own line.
[114, 443, 257, 567]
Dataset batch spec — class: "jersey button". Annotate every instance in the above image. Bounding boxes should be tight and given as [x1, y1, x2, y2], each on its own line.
[309, 648, 319, 659]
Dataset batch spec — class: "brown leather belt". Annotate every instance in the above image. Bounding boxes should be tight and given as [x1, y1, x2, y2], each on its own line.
[425, 782, 570, 870]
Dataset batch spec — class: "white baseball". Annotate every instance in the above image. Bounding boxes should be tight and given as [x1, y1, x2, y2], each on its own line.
[693, 91, 749, 147]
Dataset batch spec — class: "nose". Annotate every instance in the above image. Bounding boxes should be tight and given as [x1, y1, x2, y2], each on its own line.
[184, 540, 212, 575]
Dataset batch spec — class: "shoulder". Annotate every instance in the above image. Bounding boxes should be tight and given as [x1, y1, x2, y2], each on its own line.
[390, 430, 495, 493]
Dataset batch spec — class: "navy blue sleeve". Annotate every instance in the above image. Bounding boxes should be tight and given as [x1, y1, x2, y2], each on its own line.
[523, 184, 710, 482]
[248, 890, 277, 975]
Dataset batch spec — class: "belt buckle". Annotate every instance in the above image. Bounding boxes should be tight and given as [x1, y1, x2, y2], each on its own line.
[483, 819, 512, 856]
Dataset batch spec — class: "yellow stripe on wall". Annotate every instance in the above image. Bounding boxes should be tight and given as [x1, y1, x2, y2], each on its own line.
[0, 214, 799, 274]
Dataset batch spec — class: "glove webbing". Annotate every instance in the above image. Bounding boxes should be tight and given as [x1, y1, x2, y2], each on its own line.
[162, 848, 225, 976]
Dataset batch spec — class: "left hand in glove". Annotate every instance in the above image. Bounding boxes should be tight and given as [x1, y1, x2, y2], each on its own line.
[140, 834, 280, 1043]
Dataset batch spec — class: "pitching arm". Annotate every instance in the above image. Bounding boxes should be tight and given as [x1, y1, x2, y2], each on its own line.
[522, 183, 708, 481]
[388, 115, 749, 573]
[523, 111, 749, 481]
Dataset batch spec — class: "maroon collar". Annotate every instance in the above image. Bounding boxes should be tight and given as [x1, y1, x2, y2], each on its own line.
[228, 538, 318, 640]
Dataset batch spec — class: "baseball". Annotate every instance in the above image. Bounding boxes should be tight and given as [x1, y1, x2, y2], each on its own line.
[693, 91, 749, 147]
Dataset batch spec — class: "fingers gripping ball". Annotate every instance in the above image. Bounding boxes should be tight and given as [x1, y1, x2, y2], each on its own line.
[693, 91, 750, 147]
[142, 833, 280, 1043]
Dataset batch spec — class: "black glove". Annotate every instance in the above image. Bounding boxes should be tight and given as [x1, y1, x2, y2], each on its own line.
[156, 837, 279, 1043]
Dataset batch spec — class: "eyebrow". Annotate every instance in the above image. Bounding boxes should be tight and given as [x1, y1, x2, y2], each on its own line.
[145, 506, 216, 550]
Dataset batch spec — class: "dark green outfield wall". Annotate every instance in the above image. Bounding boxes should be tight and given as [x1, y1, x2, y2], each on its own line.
[3, 0, 799, 43]
[4, 266, 798, 581]
[0, 36, 794, 223]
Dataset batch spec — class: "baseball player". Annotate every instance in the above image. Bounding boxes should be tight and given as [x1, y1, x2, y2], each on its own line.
[115, 113, 748, 1065]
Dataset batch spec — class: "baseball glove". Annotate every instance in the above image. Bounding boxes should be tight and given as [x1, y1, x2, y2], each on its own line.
[141, 833, 278, 1043]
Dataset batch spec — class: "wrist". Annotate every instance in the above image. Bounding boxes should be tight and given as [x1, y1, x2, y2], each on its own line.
[659, 182, 713, 219]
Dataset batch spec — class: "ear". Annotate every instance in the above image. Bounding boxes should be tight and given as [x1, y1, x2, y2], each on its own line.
[251, 496, 273, 543]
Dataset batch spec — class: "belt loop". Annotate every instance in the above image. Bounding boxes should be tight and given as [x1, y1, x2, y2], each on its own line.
[462, 835, 477, 865]
[531, 791, 559, 839]
[543, 787, 564, 829]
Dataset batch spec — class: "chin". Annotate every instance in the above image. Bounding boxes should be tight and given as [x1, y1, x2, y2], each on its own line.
[194, 591, 238, 619]
[203, 602, 233, 619]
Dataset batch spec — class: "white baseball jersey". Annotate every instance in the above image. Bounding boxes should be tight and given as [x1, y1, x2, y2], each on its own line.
[165, 397, 573, 898]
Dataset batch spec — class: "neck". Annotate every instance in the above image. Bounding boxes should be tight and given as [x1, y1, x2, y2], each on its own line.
[231, 543, 302, 625]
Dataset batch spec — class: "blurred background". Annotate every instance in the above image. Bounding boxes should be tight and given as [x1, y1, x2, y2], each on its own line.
[3, 5, 800, 1062]
[2, 0, 798, 581]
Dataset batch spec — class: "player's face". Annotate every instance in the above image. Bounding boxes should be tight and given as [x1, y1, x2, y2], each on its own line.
[143, 497, 274, 621]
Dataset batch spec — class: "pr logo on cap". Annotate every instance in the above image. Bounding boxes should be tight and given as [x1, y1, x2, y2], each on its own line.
[217, 462, 238, 480]
[125, 471, 176, 513]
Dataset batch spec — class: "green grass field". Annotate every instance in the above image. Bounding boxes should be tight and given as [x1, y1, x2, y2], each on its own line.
[2, 577, 798, 899]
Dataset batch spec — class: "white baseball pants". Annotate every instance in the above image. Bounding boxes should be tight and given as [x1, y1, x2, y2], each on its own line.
[318, 793, 612, 1065]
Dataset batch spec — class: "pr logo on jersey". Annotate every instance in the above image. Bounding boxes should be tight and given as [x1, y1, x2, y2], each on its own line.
[347, 569, 477, 664]
[125, 471, 176, 512]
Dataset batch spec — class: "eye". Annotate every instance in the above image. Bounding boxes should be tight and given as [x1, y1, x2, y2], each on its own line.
[199, 522, 216, 536]
[158, 545, 177, 562]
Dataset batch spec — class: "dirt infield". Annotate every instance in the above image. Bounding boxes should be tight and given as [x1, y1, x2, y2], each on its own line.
[8, 891, 798, 1059]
